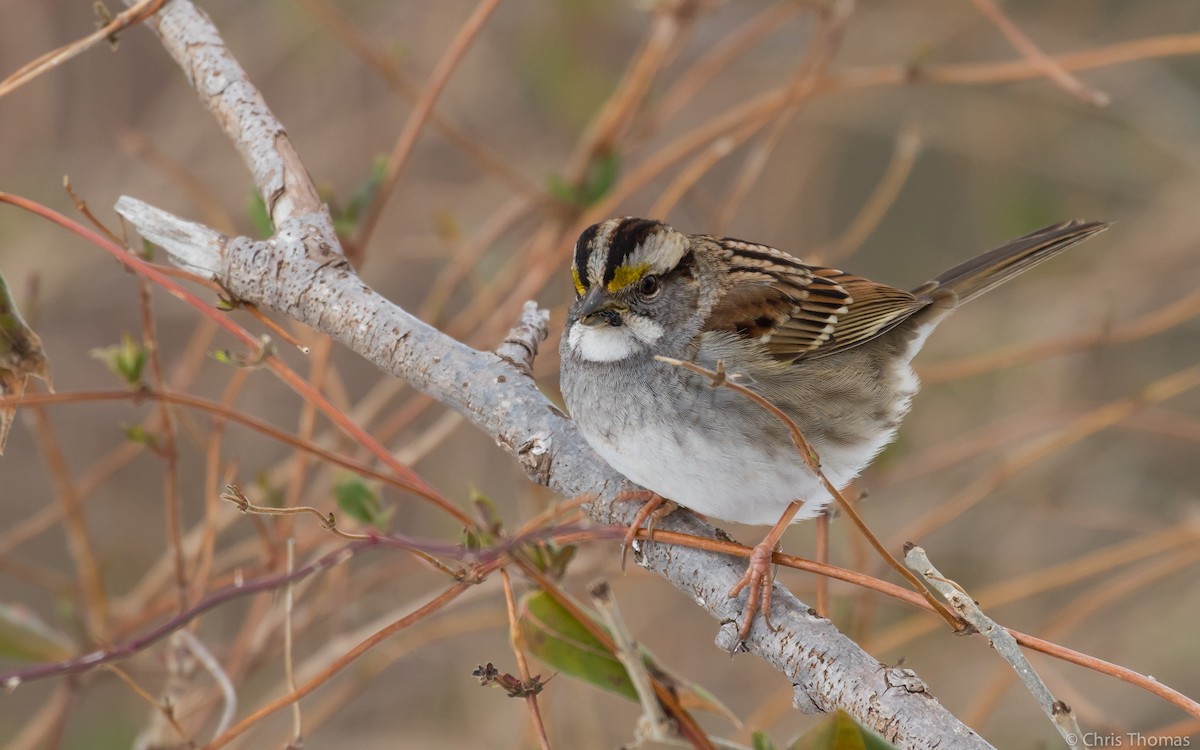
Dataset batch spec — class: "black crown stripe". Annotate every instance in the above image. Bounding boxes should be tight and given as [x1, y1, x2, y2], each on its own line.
[603, 218, 663, 286]
[573, 223, 601, 288]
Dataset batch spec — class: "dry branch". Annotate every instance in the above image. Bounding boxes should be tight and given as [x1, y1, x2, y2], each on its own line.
[905, 545, 1086, 747]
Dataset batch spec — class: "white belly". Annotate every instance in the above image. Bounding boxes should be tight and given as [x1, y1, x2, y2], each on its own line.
[561, 343, 919, 526]
[586, 418, 855, 526]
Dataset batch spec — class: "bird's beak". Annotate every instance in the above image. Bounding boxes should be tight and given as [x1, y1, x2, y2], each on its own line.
[576, 286, 626, 327]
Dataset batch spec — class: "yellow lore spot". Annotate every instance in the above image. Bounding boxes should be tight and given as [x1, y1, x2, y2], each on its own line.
[607, 263, 649, 293]
[571, 267, 586, 296]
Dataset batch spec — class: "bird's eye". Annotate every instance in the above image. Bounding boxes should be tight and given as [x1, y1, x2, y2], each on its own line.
[639, 274, 661, 298]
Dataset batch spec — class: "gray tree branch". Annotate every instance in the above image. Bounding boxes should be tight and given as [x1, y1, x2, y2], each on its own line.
[115, 1, 992, 747]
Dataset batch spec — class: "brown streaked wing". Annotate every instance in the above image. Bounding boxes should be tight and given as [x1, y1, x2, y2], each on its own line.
[704, 237, 929, 362]
[704, 239, 849, 358]
[804, 270, 928, 358]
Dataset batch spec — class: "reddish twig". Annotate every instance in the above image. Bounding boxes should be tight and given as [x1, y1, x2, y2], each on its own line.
[202, 576, 487, 749]
[1, 389, 442, 506]
[500, 569, 552, 749]
[969, 0, 1109, 106]
[0, 542, 373, 685]
[0, 0, 166, 99]
[351, 0, 505, 261]
[0, 191, 472, 528]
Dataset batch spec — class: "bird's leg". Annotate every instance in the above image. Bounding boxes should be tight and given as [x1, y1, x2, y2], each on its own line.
[728, 499, 806, 642]
[615, 490, 677, 571]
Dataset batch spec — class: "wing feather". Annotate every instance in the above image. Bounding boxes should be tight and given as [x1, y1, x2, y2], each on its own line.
[705, 238, 929, 362]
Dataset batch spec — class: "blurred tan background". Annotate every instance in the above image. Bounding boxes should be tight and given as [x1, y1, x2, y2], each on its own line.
[1, 1, 1198, 747]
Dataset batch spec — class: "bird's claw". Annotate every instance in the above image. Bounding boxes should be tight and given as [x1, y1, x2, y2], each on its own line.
[616, 491, 675, 571]
[728, 541, 777, 642]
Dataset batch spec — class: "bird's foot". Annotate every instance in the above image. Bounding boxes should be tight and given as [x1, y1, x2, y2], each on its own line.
[616, 490, 676, 571]
[727, 539, 778, 642]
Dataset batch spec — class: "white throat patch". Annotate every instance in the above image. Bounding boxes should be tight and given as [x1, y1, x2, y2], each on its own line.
[567, 315, 665, 363]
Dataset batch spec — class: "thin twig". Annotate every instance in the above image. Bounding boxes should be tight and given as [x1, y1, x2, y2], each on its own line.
[513, 560, 717, 750]
[648, 120, 762, 220]
[0, 542, 366, 685]
[1, 388, 446, 511]
[220, 484, 463, 577]
[904, 545, 1088, 748]
[819, 121, 923, 265]
[104, 664, 189, 741]
[0, 0, 166, 98]
[191, 373, 250, 607]
[893, 362, 1200, 544]
[281, 334, 332, 545]
[969, 0, 1109, 107]
[2, 191, 473, 527]
[419, 196, 538, 324]
[714, 0, 853, 233]
[825, 32, 1200, 93]
[351, 0, 505, 260]
[292, 0, 545, 201]
[7, 681, 75, 750]
[139, 276, 188, 609]
[202, 577, 484, 749]
[501, 569, 552, 750]
[868, 522, 1200, 654]
[963, 543, 1200, 729]
[814, 513, 830, 618]
[560, 0, 697, 184]
[644, 1, 807, 133]
[590, 580, 674, 744]
[175, 630, 237, 741]
[921, 286, 1200, 384]
[285, 539, 303, 747]
[26, 407, 109, 641]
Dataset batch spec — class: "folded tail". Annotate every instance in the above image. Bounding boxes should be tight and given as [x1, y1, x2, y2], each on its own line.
[914, 220, 1110, 306]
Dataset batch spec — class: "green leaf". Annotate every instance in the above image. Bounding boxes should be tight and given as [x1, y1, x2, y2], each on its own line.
[254, 473, 285, 508]
[90, 332, 146, 386]
[0, 603, 73, 662]
[581, 151, 619, 205]
[547, 174, 577, 205]
[547, 151, 620, 208]
[335, 476, 378, 525]
[247, 189, 273, 237]
[788, 710, 899, 750]
[518, 590, 636, 701]
[469, 486, 503, 536]
[753, 731, 779, 750]
[523, 541, 577, 580]
[325, 156, 389, 239]
[209, 338, 274, 369]
[121, 424, 160, 450]
[462, 528, 483, 553]
[463, 487, 511, 553]
[343, 156, 388, 224]
[334, 476, 391, 529]
[518, 591, 739, 725]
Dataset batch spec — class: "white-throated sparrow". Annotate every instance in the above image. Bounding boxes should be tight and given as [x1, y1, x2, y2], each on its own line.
[558, 217, 1108, 639]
